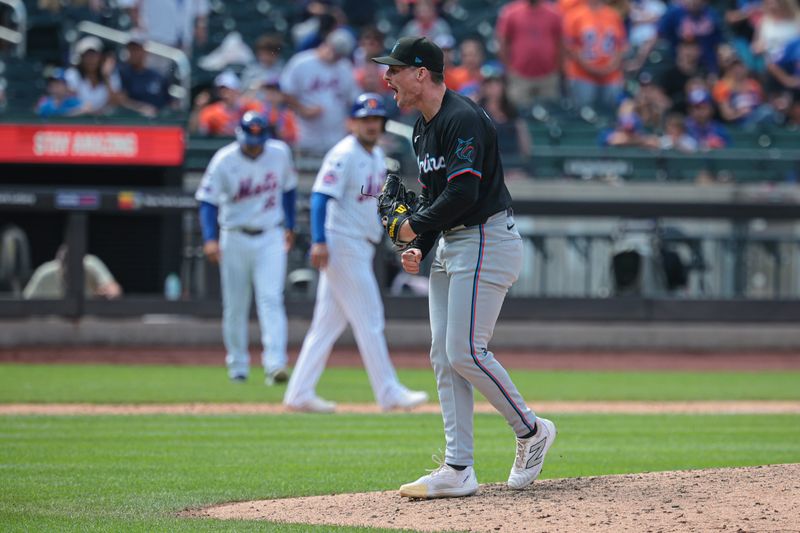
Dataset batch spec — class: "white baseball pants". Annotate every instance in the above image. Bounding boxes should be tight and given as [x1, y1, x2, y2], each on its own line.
[219, 227, 288, 378]
[284, 232, 404, 408]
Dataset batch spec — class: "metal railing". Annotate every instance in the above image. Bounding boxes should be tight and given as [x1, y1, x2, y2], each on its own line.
[5, 187, 800, 322]
[0, 0, 26, 58]
[75, 21, 191, 110]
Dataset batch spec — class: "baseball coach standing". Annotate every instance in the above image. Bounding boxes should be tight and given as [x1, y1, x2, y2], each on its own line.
[372, 36, 557, 499]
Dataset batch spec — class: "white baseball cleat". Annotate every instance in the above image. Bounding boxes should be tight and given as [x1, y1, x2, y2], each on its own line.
[507, 417, 557, 490]
[399, 461, 479, 499]
[285, 396, 337, 413]
[385, 388, 429, 411]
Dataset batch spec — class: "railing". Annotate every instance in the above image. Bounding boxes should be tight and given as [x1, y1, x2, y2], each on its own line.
[0, 0, 26, 58]
[75, 21, 191, 111]
[5, 187, 800, 322]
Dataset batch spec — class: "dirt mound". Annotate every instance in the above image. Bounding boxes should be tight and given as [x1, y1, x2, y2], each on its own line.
[185, 464, 800, 532]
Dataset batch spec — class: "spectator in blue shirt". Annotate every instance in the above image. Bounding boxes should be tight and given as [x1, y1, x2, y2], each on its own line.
[685, 88, 731, 150]
[118, 31, 171, 117]
[659, 0, 724, 71]
[767, 36, 800, 94]
[633, 0, 724, 73]
[35, 68, 82, 117]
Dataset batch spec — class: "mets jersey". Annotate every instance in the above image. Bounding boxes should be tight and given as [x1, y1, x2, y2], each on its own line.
[195, 140, 297, 230]
[280, 50, 359, 152]
[312, 134, 385, 244]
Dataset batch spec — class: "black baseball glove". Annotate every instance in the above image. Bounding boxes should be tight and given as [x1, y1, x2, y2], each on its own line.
[377, 174, 418, 247]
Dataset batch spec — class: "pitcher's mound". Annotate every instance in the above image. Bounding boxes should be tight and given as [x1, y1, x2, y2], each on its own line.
[185, 463, 800, 532]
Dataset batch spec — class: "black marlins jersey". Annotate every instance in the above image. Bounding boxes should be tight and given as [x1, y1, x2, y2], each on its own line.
[409, 89, 512, 233]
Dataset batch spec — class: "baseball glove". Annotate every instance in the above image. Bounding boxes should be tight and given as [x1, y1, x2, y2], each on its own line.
[377, 174, 418, 246]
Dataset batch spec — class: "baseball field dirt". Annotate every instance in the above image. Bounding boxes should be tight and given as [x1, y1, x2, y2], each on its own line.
[185, 463, 800, 532]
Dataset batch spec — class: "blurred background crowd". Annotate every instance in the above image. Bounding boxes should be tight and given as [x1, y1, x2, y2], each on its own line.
[1, 0, 799, 173]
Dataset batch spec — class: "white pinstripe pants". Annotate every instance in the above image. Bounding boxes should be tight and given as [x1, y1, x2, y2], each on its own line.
[284, 232, 403, 408]
[220, 228, 288, 378]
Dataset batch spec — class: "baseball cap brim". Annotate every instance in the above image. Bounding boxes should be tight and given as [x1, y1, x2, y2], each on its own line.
[372, 55, 410, 67]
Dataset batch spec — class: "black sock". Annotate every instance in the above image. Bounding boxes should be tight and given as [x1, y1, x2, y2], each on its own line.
[447, 463, 467, 471]
[519, 421, 538, 440]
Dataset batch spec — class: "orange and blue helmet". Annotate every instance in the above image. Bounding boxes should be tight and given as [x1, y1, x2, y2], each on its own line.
[236, 111, 270, 147]
[350, 92, 387, 119]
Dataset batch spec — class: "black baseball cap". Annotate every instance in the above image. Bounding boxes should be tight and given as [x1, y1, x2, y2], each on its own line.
[372, 36, 444, 73]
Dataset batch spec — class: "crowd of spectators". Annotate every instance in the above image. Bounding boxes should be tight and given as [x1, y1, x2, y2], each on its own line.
[13, 0, 800, 162]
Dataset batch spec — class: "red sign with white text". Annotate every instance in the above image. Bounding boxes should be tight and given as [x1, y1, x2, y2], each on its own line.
[0, 124, 185, 166]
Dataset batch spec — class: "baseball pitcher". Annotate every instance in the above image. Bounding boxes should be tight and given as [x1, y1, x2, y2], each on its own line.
[374, 37, 557, 498]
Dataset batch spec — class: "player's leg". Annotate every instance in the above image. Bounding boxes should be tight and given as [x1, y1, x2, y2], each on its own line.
[324, 235, 425, 410]
[219, 230, 254, 379]
[283, 269, 348, 409]
[428, 248, 475, 466]
[446, 217, 557, 489]
[443, 223, 536, 437]
[398, 247, 478, 499]
[252, 230, 288, 380]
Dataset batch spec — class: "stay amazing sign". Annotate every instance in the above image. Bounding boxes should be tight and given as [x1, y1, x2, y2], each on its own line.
[0, 124, 185, 166]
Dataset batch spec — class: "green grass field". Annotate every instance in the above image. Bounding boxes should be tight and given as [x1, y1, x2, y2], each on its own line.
[1, 363, 800, 532]
[2, 364, 800, 403]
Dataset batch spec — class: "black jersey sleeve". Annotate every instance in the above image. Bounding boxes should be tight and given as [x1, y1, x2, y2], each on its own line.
[441, 108, 485, 185]
[408, 108, 484, 234]
[408, 176, 479, 234]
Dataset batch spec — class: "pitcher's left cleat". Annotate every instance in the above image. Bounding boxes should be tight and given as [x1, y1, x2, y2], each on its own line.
[507, 417, 557, 490]
[399, 463, 478, 499]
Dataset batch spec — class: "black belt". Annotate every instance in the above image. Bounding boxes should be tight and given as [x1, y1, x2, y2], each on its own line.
[444, 208, 513, 233]
[232, 227, 264, 236]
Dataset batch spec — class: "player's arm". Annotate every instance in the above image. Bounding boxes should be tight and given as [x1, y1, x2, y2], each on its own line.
[401, 110, 483, 241]
[405, 187, 438, 260]
[282, 188, 296, 250]
[198, 201, 220, 263]
[309, 192, 332, 269]
[308, 149, 346, 269]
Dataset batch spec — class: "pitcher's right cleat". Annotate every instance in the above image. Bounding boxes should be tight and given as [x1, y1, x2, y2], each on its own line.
[399, 462, 478, 499]
[507, 417, 557, 490]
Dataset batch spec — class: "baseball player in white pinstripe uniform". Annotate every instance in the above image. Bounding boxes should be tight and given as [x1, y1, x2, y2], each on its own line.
[283, 93, 428, 413]
[196, 112, 297, 385]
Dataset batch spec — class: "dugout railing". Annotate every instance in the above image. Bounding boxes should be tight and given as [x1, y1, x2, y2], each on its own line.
[4, 186, 800, 322]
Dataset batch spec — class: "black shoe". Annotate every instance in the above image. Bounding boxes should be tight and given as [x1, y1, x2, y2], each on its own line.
[265, 368, 289, 386]
[230, 374, 248, 383]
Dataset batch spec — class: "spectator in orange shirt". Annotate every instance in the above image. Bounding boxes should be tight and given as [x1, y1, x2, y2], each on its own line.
[192, 71, 264, 136]
[257, 78, 298, 146]
[558, 0, 585, 14]
[712, 57, 772, 126]
[447, 37, 486, 96]
[496, 0, 563, 110]
[436, 34, 469, 90]
[563, 0, 628, 111]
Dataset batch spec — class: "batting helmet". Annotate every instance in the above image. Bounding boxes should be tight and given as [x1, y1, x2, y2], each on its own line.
[236, 111, 270, 147]
[350, 93, 387, 119]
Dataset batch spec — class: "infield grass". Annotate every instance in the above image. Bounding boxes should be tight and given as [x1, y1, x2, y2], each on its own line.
[2, 413, 800, 532]
[2, 363, 800, 531]
[1, 363, 799, 403]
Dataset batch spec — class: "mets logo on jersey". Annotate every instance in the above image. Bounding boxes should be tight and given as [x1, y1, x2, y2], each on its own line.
[455, 137, 476, 163]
